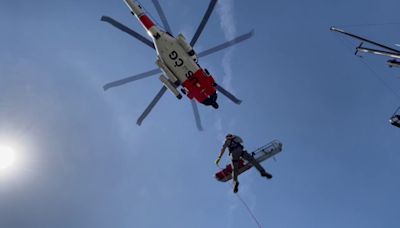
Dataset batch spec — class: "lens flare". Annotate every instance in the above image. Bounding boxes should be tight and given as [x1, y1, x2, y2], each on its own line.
[0, 145, 16, 170]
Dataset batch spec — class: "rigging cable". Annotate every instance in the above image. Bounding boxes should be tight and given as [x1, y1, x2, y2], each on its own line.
[358, 57, 400, 99]
[392, 106, 400, 116]
[217, 164, 263, 228]
[235, 192, 263, 228]
[334, 33, 400, 100]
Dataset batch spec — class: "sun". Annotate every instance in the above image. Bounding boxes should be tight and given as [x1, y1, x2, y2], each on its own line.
[0, 145, 16, 171]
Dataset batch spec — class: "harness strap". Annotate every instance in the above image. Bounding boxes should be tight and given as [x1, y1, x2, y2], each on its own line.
[228, 137, 243, 151]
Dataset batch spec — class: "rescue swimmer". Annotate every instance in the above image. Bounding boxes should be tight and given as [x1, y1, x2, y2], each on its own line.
[215, 134, 273, 193]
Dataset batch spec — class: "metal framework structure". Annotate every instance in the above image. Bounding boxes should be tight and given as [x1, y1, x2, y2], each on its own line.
[331, 27, 400, 68]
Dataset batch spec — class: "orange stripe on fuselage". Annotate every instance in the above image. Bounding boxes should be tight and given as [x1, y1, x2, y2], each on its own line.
[139, 15, 155, 30]
[182, 69, 216, 103]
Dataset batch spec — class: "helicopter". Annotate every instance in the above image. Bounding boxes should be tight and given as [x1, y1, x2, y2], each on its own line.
[330, 27, 400, 68]
[101, 0, 254, 130]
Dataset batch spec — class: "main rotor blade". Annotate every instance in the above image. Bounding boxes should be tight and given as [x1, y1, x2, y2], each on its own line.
[191, 100, 203, 131]
[151, 0, 172, 34]
[103, 68, 161, 91]
[137, 86, 167, 126]
[330, 26, 400, 54]
[101, 16, 155, 49]
[198, 30, 254, 58]
[190, 0, 218, 47]
[215, 84, 242, 105]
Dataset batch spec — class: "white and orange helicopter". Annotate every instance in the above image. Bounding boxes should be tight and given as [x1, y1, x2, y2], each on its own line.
[101, 0, 253, 130]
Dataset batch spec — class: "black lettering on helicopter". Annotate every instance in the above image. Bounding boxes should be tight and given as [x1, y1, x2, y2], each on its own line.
[169, 50, 184, 67]
[174, 58, 184, 67]
[185, 71, 194, 78]
[169, 50, 178, 60]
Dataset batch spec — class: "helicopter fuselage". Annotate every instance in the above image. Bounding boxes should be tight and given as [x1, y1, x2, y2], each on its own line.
[125, 0, 218, 108]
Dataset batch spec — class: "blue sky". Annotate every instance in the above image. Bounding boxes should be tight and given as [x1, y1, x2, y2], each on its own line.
[0, 0, 400, 227]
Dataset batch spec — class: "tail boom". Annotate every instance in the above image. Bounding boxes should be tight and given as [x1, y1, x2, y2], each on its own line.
[124, 0, 160, 37]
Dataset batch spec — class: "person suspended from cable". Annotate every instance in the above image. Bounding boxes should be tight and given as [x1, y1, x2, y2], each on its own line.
[215, 134, 273, 193]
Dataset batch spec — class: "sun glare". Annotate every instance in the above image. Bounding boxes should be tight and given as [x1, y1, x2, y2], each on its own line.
[0, 145, 16, 171]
